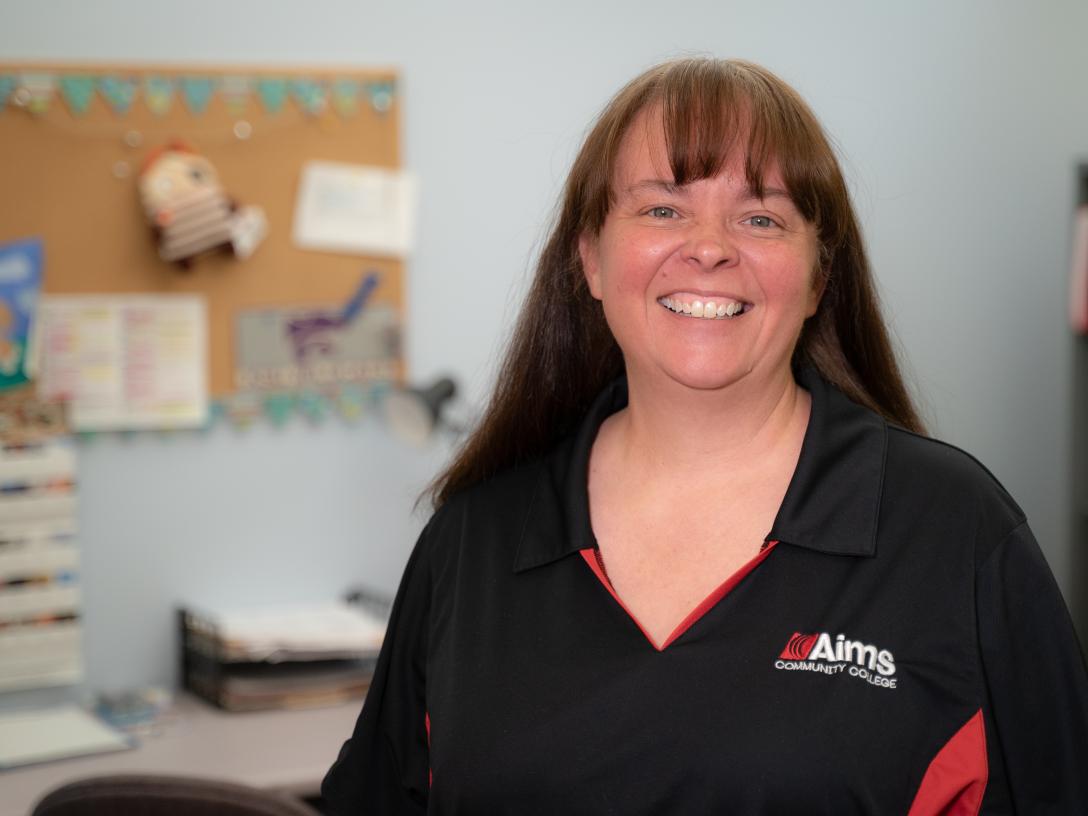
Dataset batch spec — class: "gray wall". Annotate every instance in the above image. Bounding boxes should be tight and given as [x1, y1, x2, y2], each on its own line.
[2, 0, 1086, 696]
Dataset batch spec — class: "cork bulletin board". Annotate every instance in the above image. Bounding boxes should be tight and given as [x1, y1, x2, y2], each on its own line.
[0, 64, 404, 398]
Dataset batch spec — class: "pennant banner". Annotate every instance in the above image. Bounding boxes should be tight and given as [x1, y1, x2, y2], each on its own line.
[255, 78, 288, 114]
[219, 76, 251, 116]
[58, 75, 95, 116]
[20, 73, 56, 115]
[261, 393, 292, 426]
[180, 76, 214, 115]
[291, 78, 328, 117]
[335, 383, 368, 421]
[143, 76, 174, 116]
[0, 70, 391, 120]
[97, 75, 138, 116]
[71, 378, 389, 435]
[331, 78, 359, 118]
[0, 75, 13, 111]
[295, 390, 327, 423]
[367, 80, 395, 113]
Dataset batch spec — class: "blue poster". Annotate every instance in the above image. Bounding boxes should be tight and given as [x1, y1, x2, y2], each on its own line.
[0, 238, 43, 390]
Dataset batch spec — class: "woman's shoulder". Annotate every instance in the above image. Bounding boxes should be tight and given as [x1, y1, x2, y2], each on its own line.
[881, 422, 1028, 560]
[417, 437, 574, 562]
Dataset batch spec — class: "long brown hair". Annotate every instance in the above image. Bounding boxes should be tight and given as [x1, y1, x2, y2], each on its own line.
[429, 58, 923, 507]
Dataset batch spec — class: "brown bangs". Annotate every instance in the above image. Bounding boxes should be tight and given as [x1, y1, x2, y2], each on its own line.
[658, 61, 836, 232]
[583, 60, 846, 256]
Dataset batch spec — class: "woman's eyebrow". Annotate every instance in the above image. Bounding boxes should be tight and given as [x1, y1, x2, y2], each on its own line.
[624, 179, 686, 196]
[743, 185, 792, 202]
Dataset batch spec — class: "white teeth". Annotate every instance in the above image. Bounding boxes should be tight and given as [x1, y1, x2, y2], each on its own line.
[658, 296, 747, 320]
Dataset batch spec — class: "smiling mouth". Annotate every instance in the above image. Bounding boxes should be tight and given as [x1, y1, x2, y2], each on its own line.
[657, 296, 751, 320]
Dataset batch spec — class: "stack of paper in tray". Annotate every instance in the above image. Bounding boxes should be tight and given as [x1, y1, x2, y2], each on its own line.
[179, 601, 387, 711]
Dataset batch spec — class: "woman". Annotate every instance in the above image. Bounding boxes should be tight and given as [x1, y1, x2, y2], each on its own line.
[323, 59, 1088, 814]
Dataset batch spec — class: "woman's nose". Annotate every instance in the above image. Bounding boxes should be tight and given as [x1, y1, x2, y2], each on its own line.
[683, 226, 737, 271]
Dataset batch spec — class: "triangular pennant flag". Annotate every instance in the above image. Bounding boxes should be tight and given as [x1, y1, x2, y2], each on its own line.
[143, 76, 174, 116]
[208, 400, 227, 426]
[262, 393, 295, 426]
[367, 80, 395, 113]
[336, 384, 368, 421]
[296, 390, 328, 423]
[219, 76, 251, 116]
[98, 75, 138, 116]
[20, 73, 56, 115]
[58, 75, 95, 116]
[256, 78, 288, 114]
[290, 78, 328, 116]
[180, 76, 214, 115]
[330, 78, 359, 118]
[0, 75, 16, 111]
[224, 393, 263, 429]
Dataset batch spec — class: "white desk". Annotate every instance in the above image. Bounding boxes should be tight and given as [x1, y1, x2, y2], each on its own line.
[3, 694, 361, 816]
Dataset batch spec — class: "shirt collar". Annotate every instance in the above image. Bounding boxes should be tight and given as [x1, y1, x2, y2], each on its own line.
[513, 367, 887, 573]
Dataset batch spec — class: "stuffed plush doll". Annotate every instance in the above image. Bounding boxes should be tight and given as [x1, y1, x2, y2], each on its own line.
[138, 141, 266, 267]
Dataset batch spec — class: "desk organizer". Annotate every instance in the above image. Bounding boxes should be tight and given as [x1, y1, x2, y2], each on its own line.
[178, 600, 387, 711]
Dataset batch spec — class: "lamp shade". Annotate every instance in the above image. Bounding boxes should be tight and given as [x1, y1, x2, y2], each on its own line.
[383, 376, 457, 446]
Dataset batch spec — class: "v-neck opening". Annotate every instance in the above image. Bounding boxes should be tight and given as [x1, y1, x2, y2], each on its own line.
[579, 540, 779, 651]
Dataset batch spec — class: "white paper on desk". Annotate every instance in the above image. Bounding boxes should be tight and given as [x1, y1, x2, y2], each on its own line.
[34, 295, 208, 431]
[292, 161, 417, 257]
[186, 601, 387, 662]
[0, 705, 132, 769]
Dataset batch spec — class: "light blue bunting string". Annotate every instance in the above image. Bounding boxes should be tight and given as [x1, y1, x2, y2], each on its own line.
[290, 78, 327, 116]
[330, 78, 359, 118]
[219, 76, 251, 116]
[98, 75, 137, 116]
[335, 384, 368, 421]
[296, 390, 328, 423]
[180, 76, 214, 115]
[143, 76, 174, 116]
[256, 78, 288, 114]
[0, 75, 13, 111]
[367, 80, 395, 113]
[58, 75, 95, 116]
[262, 393, 295, 426]
[21, 73, 56, 114]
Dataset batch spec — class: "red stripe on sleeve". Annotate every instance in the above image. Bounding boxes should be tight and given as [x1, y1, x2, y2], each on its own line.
[425, 711, 432, 788]
[907, 709, 988, 816]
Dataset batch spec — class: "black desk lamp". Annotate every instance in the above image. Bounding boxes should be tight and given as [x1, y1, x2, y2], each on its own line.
[383, 376, 460, 446]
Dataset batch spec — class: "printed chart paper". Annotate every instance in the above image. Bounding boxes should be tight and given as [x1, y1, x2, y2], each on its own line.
[34, 295, 208, 430]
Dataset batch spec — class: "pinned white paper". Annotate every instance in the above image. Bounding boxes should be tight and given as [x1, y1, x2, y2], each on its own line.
[292, 161, 416, 258]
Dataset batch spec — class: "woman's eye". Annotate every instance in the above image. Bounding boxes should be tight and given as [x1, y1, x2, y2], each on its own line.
[748, 215, 777, 228]
[647, 206, 677, 219]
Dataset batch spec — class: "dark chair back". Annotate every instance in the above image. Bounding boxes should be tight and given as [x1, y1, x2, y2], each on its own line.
[31, 774, 321, 816]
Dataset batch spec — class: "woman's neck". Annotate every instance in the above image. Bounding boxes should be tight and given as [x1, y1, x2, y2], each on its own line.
[602, 367, 810, 483]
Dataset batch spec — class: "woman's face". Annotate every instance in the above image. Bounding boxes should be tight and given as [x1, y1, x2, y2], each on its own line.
[579, 109, 822, 395]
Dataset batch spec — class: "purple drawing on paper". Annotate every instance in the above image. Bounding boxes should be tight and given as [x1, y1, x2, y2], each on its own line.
[287, 271, 379, 362]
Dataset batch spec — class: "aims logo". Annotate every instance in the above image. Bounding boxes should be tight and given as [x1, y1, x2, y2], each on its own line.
[775, 631, 898, 690]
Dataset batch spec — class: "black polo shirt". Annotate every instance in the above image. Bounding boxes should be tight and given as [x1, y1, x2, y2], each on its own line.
[322, 368, 1088, 814]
